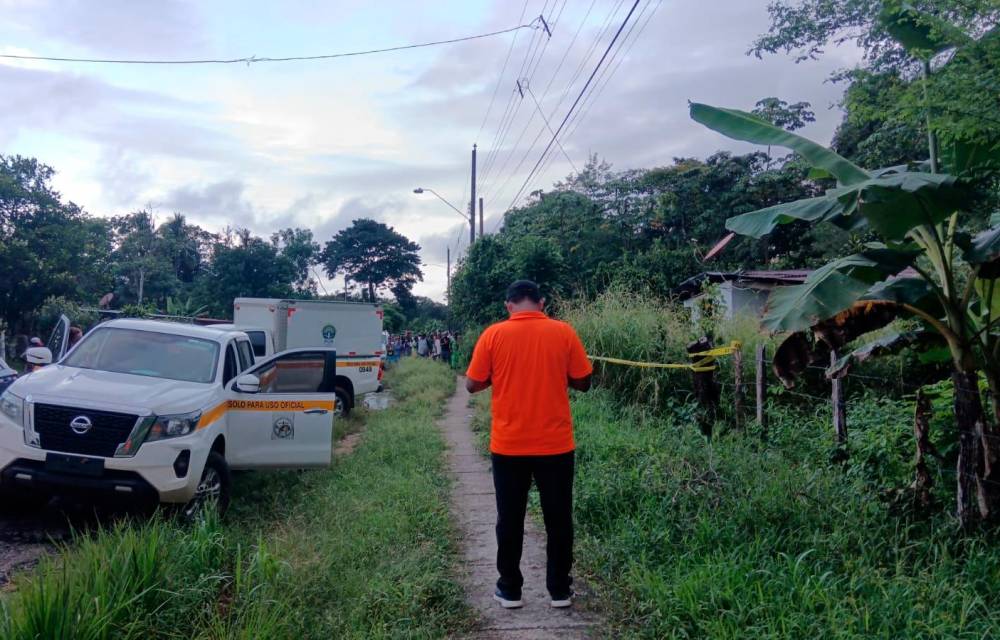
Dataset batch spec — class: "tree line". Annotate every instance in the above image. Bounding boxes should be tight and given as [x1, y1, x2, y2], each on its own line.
[450, 0, 999, 331]
[449, 0, 1000, 528]
[0, 156, 439, 335]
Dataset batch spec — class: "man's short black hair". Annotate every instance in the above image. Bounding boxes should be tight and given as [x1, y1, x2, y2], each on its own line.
[506, 280, 542, 304]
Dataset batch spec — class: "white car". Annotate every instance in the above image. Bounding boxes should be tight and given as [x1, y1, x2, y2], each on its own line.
[0, 318, 337, 515]
[0, 358, 16, 394]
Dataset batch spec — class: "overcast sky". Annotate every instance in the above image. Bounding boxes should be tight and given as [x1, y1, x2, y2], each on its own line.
[1, 0, 861, 301]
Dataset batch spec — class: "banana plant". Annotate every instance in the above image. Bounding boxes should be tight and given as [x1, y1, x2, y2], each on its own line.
[688, 6, 1000, 527]
[165, 296, 209, 319]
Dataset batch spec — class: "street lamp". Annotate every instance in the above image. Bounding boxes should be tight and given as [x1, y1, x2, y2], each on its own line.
[412, 187, 468, 220]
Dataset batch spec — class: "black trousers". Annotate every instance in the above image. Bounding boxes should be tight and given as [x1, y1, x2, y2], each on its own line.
[491, 451, 575, 597]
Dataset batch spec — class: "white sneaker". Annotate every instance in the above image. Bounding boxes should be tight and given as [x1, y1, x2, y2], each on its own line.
[493, 590, 524, 609]
[550, 591, 574, 608]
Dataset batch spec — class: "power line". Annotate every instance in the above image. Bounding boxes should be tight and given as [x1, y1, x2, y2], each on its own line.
[537, 0, 599, 105]
[484, 0, 626, 208]
[498, 0, 642, 223]
[0, 21, 541, 66]
[477, 3, 552, 194]
[479, 0, 569, 197]
[532, 0, 661, 190]
[523, 0, 644, 195]
[509, 0, 658, 214]
[478, 0, 564, 196]
[526, 85, 578, 172]
[474, 0, 533, 145]
[479, 0, 565, 199]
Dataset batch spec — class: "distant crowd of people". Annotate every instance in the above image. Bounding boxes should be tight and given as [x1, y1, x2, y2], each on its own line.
[387, 331, 459, 367]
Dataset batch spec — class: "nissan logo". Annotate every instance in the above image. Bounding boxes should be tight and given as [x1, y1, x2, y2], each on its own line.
[70, 415, 93, 435]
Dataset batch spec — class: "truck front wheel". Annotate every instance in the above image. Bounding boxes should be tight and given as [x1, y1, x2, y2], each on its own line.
[180, 452, 231, 520]
[334, 386, 352, 418]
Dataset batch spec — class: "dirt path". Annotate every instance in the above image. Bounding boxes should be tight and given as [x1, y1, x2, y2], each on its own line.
[0, 500, 97, 587]
[440, 378, 597, 639]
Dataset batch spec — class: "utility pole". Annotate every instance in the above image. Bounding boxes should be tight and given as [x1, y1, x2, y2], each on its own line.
[446, 247, 451, 305]
[479, 197, 484, 238]
[470, 144, 477, 244]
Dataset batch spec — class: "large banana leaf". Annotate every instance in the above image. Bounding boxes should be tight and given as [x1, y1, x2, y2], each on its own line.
[966, 224, 1000, 278]
[974, 279, 1000, 322]
[724, 168, 958, 241]
[864, 275, 934, 305]
[828, 171, 961, 241]
[772, 300, 909, 386]
[828, 330, 944, 379]
[761, 249, 919, 332]
[690, 103, 870, 185]
[725, 196, 847, 239]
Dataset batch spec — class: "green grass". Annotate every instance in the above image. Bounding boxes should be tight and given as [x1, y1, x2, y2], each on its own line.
[1, 357, 470, 639]
[475, 388, 1000, 638]
[467, 288, 1000, 638]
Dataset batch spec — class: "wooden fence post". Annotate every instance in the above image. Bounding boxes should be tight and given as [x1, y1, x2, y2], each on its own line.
[912, 388, 937, 507]
[831, 350, 847, 446]
[733, 346, 744, 430]
[688, 337, 720, 438]
[755, 344, 768, 440]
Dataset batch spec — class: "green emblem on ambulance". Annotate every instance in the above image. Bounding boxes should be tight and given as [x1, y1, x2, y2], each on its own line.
[322, 324, 336, 342]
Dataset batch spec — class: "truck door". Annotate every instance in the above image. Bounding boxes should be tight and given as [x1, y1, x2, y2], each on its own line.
[46, 314, 71, 360]
[226, 349, 336, 469]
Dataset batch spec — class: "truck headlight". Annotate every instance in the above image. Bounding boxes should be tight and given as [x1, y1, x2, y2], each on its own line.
[0, 390, 23, 425]
[114, 410, 201, 457]
[148, 411, 201, 441]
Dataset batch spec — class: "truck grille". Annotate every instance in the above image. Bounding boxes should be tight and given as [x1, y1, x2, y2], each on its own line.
[33, 404, 139, 458]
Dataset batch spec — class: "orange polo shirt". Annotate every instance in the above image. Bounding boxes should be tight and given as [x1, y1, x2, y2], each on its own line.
[466, 311, 593, 456]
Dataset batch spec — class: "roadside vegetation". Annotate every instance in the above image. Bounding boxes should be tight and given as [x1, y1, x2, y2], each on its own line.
[469, 290, 1000, 637]
[0, 358, 468, 639]
[571, 387, 1000, 639]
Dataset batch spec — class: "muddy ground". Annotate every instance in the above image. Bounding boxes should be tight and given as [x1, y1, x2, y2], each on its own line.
[0, 497, 156, 588]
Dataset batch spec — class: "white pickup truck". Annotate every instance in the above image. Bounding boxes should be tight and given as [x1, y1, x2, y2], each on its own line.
[0, 318, 337, 515]
[212, 298, 385, 417]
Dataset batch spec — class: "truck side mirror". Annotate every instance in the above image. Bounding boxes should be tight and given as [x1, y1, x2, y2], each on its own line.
[235, 373, 260, 393]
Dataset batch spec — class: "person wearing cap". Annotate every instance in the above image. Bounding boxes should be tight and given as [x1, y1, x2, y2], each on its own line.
[24, 346, 53, 373]
[465, 279, 593, 610]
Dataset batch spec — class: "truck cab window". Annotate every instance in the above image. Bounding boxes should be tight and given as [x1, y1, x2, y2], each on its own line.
[253, 351, 328, 394]
[237, 340, 254, 370]
[223, 344, 239, 385]
[247, 331, 267, 357]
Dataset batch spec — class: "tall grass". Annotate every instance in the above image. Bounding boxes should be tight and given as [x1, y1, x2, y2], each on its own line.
[467, 291, 1000, 637]
[565, 390, 1000, 638]
[1, 358, 469, 639]
[562, 286, 769, 414]
[0, 512, 289, 639]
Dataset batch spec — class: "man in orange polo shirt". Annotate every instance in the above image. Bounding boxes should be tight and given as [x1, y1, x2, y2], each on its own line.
[466, 280, 593, 610]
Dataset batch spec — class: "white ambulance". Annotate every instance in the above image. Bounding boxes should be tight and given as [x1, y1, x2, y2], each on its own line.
[217, 298, 384, 417]
[0, 318, 337, 515]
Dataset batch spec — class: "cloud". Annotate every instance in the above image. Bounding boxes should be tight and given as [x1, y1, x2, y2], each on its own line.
[0, 63, 238, 161]
[159, 179, 255, 226]
[96, 148, 153, 208]
[0, 0, 868, 304]
[417, 221, 469, 261]
[5, 0, 208, 57]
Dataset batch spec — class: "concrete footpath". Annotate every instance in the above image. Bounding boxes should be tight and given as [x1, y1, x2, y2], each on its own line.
[440, 378, 596, 639]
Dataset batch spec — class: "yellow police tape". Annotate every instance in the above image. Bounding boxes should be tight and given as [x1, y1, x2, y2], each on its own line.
[588, 341, 742, 373]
